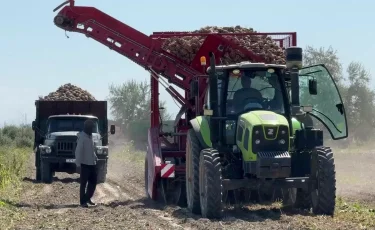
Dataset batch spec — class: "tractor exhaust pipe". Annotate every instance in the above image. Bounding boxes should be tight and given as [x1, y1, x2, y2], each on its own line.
[285, 47, 303, 116]
[208, 52, 220, 148]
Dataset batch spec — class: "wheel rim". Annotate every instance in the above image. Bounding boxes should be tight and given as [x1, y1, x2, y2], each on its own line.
[162, 179, 183, 204]
[289, 188, 297, 204]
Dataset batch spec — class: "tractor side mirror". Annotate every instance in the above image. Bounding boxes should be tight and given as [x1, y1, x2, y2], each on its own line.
[32, 121, 36, 131]
[110, 125, 116, 135]
[189, 80, 199, 99]
[309, 79, 317, 95]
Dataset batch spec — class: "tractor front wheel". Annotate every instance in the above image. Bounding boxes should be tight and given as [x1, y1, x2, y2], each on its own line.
[311, 147, 336, 216]
[199, 148, 223, 219]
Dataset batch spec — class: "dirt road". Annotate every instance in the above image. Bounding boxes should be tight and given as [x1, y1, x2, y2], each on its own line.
[3, 137, 375, 229]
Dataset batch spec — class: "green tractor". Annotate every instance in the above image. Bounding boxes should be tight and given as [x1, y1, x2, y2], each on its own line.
[186, 47, 347, 218]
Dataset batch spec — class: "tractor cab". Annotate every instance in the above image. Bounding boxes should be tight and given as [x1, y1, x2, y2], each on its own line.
[202, 59, 348, 149]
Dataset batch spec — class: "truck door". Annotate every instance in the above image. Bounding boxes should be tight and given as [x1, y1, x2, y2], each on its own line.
[299, 64, 348, 140]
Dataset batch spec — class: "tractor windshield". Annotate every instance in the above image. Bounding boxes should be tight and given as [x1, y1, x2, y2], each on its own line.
[225, 68, 285, 115]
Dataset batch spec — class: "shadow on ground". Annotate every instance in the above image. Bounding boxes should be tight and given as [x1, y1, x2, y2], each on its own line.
[22, 177, 79, 184]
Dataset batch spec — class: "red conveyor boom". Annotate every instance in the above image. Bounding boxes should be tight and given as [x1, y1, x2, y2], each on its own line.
[54, 4, 200, 92]
[53, 2, 296, 98]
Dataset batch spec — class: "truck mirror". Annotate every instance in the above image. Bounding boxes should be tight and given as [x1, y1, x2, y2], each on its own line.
[32, 121, 36, 131]
[309, 79, 317, 95]
[110, 125, 116, 135]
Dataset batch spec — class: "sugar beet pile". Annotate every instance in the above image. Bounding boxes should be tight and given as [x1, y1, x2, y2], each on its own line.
[39, 83, 96, 101]
[162, 26, 286, 64]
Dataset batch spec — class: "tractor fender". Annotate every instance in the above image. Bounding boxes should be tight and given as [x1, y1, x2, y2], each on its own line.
[189, 116, 212, 149]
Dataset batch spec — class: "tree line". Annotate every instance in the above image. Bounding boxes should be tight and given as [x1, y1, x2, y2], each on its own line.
[108, 45, 373, 148]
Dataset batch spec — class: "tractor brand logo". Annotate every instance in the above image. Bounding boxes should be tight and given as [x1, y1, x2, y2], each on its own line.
[267, 128, 274, 135]
[265, 127, 277, 138]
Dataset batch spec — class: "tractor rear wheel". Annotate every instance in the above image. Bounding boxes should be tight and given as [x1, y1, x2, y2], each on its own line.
[186, 129, 202, 214]
[311, 147, 336, 216]
[199, 148, 223, 219]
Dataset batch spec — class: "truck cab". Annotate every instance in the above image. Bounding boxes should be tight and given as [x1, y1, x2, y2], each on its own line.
[32, 100, 115, 184]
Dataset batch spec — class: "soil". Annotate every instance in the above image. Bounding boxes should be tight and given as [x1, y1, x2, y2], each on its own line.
[3, 132, 375, 230]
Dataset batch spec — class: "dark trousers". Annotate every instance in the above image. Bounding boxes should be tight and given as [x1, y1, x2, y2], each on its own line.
[80, 164, 98, 205]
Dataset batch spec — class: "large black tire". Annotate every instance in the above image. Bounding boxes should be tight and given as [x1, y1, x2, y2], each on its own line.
[311, 147, 336, 216]
[41, 161, 53, 184]
[186, 129, 202, 214]
[144, 155, 151, 199]
[199, 148, 223, 219]
[97, 161, 107, 184]
[35, 151, 41, 181]
[36, 167, 41, 181]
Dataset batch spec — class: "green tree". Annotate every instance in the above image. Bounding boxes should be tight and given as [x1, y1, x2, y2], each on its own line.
[107, 79, 172, 147]
[303, 46, 343, 83]
[344, 62, 375, 143]
[302, 45, 375, 145]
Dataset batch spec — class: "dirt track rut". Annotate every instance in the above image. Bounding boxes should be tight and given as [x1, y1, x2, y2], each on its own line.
[5, 138, 375, 229]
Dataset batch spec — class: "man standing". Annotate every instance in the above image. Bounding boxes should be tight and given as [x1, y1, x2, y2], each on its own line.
[75, 119, 98, 208]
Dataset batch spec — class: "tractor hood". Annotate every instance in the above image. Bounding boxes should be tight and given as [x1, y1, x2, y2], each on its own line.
[239, 111, 289, 127]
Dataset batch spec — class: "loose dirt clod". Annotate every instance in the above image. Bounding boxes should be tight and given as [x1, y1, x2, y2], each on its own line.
[162, 26, 286, 64]
[38, 83, 96, 101]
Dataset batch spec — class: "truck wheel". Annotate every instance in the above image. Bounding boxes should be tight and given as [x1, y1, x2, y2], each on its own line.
[311, 147, 336, 216]
[97, 161, 107, 184]
[186, 129, 202, 214]
[199, 148, 223, 219]
[41, 161, 53, 184]
[36, 167, 41, 181]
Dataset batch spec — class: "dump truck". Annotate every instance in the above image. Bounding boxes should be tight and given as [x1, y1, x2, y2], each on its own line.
[32, 100, 115, 183]
[52, 0, 348, 219]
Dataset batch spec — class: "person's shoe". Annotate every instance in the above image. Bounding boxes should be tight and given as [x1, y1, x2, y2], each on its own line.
[80, 203, 89, 208]
[87, 200, 97, 206]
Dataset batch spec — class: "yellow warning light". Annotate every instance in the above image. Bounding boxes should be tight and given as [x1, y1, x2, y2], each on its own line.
[200, 56, 206, 66]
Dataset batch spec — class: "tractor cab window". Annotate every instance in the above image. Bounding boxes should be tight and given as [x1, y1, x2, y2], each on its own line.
[226, 68, 285, 115]
[299, 64, 348, 140]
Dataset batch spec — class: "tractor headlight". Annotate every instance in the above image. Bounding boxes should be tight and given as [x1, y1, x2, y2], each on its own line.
[96, 146, 108, 155]
[255, 139, 260, 144]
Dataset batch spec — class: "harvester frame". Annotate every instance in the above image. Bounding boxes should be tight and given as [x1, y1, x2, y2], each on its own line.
[53, 0, 348, 218]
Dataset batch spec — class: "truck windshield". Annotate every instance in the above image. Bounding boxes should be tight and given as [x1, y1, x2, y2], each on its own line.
[47, 117, 99, 133]
[225, 68, 285, 115]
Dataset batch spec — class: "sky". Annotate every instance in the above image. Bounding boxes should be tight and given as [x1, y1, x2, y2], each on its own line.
[0, 0, 374, 126]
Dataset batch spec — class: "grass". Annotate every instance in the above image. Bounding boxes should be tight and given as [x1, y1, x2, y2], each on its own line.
[112, 140, 145, 165]
[332, 197, 375, 229]
[0, 125, 33, 230]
